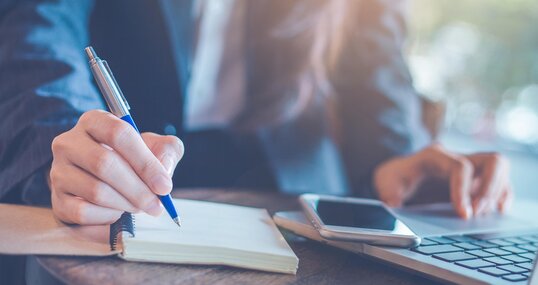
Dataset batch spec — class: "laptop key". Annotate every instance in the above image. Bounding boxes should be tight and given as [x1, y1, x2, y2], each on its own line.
[501, 246, 528, 254]
[502, 274, 528, 282]
[444, 235, 477, 243]
[484, 257, 512, 265]
[515, 263, 534, 270]
[453, 242, 481, 250]
[502, 255, 530, 263]
[419, 239, 438, 246]
[478, 267, 511, 277]
[433, 252, 476, 262]
[455, 259, 495, 269]
[519, 252, 536, 260]
[412, 245, 462, 255]
[517, 244, 537, 252]
[472, 241, 497, 248]
[504, 238, 527, 245]
[515, 237, 534, 244]
[497, 265, 528, 274]
[487, 239, 514, 247]
[425, 237, 455, 244]
[484, 248, 512, 256]
[519, 236, 538, 243]
[467, 250, 495, 258]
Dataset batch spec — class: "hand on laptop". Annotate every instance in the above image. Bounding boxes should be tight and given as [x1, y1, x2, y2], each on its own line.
[48, 110, 184, 225]
[374, 144, 513, 219]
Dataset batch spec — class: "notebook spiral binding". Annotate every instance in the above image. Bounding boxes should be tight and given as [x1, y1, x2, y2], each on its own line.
[109, 212, 135, 251]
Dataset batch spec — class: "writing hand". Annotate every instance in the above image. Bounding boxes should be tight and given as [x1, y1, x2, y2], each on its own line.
[49, 110, 184, 225]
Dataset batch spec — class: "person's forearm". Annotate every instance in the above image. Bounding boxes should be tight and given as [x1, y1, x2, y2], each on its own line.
[334, 0, 431, 194]
[0, 0, 102, 201]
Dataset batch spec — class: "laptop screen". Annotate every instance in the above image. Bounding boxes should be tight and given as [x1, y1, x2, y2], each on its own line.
[530, 252, 538, 285]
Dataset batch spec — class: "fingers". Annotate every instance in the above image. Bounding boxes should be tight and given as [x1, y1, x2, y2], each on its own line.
[416, 145, 513, 219]
[379, 182, 406, 208]
[449, 159, 474, 219]
[498, 186, 514, 213]
[466, 153, 510, 215]
[141, 132, 184, 176]
[373, 155, 425, 208]
[52, 191, 123, 225]
[58, 132, 162, 216]
[79, 110, 172, 195]
[50, 110, 186, 225]
[51, 163, 138, 213]
[418, 145, 474, 219]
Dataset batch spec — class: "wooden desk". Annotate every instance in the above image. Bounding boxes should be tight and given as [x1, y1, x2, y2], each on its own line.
[36, 189, 441, 285]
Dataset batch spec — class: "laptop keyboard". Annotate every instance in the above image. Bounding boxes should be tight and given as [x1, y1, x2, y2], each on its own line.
[411, 232, 538, 282]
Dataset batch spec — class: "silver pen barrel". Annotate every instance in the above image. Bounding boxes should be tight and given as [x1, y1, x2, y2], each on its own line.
[85, 46, 130, 117]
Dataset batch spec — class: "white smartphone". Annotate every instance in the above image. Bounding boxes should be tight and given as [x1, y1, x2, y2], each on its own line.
[299, 194, 421, 247]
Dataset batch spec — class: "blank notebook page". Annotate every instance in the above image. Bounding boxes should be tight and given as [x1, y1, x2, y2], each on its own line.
[121, 199, 298, 274]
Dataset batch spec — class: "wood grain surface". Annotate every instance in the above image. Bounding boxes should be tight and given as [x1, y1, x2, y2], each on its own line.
[36, 189, 441, 285]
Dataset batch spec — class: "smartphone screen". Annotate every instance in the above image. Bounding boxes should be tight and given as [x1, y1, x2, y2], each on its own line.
[315, 200, 395, 230]
[313, 200, 412, 234]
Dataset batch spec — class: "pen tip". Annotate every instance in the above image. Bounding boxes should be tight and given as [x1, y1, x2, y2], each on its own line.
[174, 217, 181, 228]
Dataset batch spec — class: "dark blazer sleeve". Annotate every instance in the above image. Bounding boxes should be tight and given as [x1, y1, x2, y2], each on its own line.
[333, 0, 432, 197]
[0, 0, 103, 203]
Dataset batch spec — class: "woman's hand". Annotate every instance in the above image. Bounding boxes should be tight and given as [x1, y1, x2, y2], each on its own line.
[374, 144, 513, 219]
[49, 110, 184, 225]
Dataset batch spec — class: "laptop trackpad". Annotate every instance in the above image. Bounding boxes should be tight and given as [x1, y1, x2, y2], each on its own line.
[392, 200, 538, 237]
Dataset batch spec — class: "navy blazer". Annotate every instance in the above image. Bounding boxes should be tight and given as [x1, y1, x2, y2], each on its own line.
[0, 0, 430, 204]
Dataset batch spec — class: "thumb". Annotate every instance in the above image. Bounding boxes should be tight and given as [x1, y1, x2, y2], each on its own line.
[141, 133, 184, 177]
[383, 187, 406, 208]
[374, 157, 422, 207]
[160, 152, 180, 177]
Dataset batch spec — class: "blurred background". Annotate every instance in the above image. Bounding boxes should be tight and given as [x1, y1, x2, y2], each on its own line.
[406, 0, 538, 199]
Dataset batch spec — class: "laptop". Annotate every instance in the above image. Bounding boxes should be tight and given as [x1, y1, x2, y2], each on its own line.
[274, 199, 538, 285]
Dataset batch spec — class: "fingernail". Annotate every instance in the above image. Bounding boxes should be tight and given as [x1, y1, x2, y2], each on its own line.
[146, 199, 163, 216]
[150, 174, 173, 194]
[162, 155, 175, 176]
[476, 200, 487, 215]
[464, 204, 473, 219]
[500, 200, 511, 213]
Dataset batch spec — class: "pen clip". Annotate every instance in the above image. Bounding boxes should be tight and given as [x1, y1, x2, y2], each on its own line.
[102, 60, 131, 111]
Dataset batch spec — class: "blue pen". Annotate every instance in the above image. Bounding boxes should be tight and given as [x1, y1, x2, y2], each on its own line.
[85, 46, 181, 227]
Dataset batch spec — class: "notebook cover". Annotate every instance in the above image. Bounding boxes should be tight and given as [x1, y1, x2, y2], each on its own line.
[0, 203, 118, 256]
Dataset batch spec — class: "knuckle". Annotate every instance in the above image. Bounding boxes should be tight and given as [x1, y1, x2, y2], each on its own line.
[425, 143, 444, 154]
[488, 153, 508, 167]
[49, 167, 61, 190]
[72, 203, 89, 224]
[453, 157, 473, 174]
[78, 111, 90, 124]
[140, 158, 160, 177]
[79, 110, 101, 125]
[107, 120, 132, 147]
[93, 150, 116, 177]
[132, 195, 151, 210]
[429, 143, 442, 151]
[140, 197, 157, 211]
[51, 135, 67, 154]
[88, 182, 107, 205]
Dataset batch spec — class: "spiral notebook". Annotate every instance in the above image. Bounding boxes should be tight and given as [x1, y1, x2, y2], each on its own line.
[0, 199, 298, 274]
